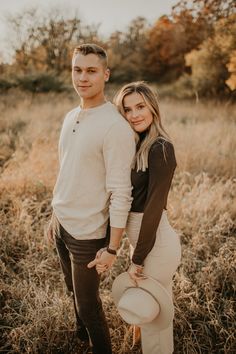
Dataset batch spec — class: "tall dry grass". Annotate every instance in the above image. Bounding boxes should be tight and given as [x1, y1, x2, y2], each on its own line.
[0, 88, 235, 353]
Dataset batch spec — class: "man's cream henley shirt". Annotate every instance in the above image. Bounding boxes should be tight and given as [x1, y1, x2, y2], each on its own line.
[52, 102, 136, 240]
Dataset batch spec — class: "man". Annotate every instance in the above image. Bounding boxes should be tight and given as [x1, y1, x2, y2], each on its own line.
[47, 44, 135, 354]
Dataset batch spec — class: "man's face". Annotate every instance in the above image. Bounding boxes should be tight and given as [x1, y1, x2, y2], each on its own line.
[72, 53, 110, 100]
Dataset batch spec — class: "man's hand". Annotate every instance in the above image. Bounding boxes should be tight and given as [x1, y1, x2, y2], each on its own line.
[44, 219, 54, 244]
[87, 250, 116, 273]
[92, 247, 107, 274]
[95, 247, 107, 259]
[88, 226, 123, 274]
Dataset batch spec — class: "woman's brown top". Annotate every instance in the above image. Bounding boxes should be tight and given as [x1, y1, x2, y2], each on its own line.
[131, 137, 177, 265]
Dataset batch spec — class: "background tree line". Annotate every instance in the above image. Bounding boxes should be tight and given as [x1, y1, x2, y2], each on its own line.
[0, 0, 235, 98]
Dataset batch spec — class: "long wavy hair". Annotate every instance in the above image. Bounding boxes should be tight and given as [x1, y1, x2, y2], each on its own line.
[114, 81, 171, 171]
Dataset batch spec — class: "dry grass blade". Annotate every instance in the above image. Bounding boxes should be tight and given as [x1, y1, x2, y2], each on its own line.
[0, 91, 235, 353]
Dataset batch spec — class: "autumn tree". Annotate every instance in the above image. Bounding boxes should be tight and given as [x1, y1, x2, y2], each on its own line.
[3, 1, 235, 96]
[7, 8, 103, 75]
[107, 17, 149, 82]
[185, 13, 236, 96]
[226, 50, 236, 91]
[173, 0, 235, 23]
[145, 12, 207, 82]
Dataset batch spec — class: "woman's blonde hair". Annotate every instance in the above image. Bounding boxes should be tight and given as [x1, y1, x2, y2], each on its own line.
[114, 81, 171, 171]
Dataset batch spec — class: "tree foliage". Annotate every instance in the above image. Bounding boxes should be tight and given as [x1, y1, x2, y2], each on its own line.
[2, 1, 235, 97]
[107, 17, 149, 82]
[7, 8, 102, 74]
[172, 0, 235, 22]
[185, 13, 236, 95]
[145, 11, 208, 82]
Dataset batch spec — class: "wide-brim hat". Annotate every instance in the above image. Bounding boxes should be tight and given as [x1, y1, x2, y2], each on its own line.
[112, 272, 174, 331]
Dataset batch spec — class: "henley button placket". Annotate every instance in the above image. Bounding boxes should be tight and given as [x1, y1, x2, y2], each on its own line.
[73, 111, 84, 133]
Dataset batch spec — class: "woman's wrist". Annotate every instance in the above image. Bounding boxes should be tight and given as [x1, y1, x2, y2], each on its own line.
[132, 262, 144, 269]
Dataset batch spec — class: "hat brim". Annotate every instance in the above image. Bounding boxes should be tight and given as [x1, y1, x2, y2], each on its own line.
[112, 272, 174, 331]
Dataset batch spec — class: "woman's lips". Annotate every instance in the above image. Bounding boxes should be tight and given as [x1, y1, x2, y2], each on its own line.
[132, 120, 143, 125]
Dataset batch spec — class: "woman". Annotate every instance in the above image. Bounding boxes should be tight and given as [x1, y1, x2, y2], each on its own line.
[113, 81, 181, 354]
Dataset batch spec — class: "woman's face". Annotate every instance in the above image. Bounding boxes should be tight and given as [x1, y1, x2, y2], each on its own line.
[123, 92, 153, 133]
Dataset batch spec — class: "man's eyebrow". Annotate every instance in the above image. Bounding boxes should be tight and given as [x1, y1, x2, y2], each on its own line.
[73, 65, 98, 69]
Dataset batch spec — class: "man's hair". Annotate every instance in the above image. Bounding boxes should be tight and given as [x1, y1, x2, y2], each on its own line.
[73, 43, 108, 67]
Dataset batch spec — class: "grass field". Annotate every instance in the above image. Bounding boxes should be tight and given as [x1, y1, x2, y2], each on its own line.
[0, 87, 235, 353]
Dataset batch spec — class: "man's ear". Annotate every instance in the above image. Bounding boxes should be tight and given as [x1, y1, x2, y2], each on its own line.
[105, 68, 110, 82]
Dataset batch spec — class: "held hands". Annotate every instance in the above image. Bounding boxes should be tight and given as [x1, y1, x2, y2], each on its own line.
[87, 247, 116, 274]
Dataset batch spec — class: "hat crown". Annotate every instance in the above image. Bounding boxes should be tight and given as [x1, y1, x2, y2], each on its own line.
[112, 272, 174, 330]
[118, 287, 160, 325]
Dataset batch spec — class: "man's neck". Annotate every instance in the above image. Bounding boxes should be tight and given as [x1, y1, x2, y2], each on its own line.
[80, 94, 107, 110]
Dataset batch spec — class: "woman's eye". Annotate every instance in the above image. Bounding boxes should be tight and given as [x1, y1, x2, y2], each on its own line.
[124, 108, 131, 113]
[138, 105, 144, 110]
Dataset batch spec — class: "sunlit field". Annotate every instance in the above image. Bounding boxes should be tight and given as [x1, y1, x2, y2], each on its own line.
[0, 87, 235, 354]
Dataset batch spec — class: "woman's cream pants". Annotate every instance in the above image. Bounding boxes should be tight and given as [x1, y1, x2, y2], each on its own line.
[126, 211, 181, 354]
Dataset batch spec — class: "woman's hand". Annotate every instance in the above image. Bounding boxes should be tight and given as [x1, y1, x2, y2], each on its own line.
[128, 263, 147, 285]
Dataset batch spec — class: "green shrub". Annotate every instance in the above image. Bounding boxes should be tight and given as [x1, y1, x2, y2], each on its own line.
[16, 73, 66, 93]
[0, 79, 16, 92]
[156, 74, 195, 99]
